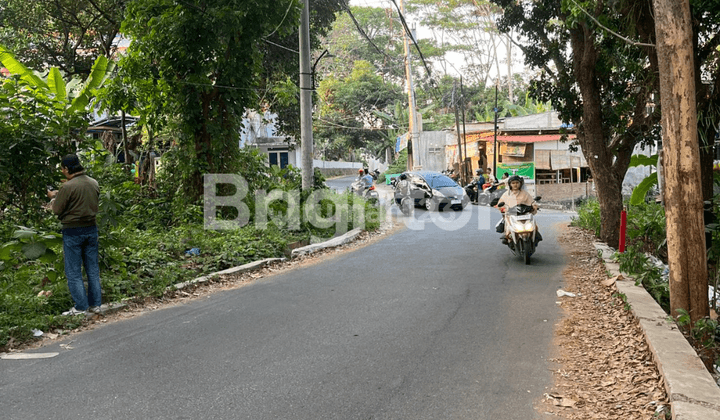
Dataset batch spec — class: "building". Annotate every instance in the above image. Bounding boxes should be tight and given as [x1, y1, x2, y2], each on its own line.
[444, 111, 594, 201]
[240, 110, 300, 169]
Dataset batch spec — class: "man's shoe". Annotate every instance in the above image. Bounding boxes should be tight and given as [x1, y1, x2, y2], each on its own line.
[62, 307, 86, 316]
[88, 306, 102, 314]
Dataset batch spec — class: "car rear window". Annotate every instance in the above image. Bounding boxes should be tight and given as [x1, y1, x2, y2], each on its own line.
[427, 175, 457, 188]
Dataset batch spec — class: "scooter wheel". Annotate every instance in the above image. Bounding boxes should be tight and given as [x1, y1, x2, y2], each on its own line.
[523, 238, 532, 265]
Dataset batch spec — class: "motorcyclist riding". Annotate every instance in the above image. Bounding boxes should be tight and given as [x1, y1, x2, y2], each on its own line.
[360, 168, 374, 190]
[497, 175, 542, 246]
[467, 169, 486, 203]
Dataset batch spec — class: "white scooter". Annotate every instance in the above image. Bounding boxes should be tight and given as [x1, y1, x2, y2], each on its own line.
[496, 201, 540, 265]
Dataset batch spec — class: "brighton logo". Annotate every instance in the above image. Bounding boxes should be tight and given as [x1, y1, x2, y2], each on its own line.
[203, 174, 493, 233]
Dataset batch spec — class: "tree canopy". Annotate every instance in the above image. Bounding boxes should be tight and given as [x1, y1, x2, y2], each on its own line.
[490, 0, 661, 248]
[118, 0, 304, 197]
[0, 0, 126, 77]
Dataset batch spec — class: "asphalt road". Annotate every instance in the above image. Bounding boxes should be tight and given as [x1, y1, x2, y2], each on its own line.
[325, 174, 359, 193]
[2, 204, 572, 420]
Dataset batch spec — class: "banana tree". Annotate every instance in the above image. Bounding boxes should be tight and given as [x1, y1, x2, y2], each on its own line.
[629, 154, 661, 205]
[0, 44, 113, 124]
[0, 45, 112, 222]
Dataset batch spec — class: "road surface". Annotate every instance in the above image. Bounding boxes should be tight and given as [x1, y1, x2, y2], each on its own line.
[2, 204, 571, 419]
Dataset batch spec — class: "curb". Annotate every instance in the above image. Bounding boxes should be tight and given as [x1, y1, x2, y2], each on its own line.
[172, 228, 366, 290]
[291, 228, 364, 257]
[172, 257, 287, 290]
[592, 242, 720, 420]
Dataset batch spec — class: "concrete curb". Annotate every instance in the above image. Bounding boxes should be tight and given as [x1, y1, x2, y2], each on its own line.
[173, 257, 287, 290]
[173, 228, 366, 291]
[291, 228, 364, 257]
[592, 242, 720, 420]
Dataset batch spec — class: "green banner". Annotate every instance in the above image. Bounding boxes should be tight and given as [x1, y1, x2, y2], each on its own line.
[497, 162, 535, 180]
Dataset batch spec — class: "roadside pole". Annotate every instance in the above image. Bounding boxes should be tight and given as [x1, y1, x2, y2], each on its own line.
[299, 0, 313, 190]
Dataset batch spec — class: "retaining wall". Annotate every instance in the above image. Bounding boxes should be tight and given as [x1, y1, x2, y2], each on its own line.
[535, 181, 596, 202]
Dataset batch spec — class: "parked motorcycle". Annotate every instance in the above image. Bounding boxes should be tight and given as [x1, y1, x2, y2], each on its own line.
[473, 183, 505, 206]
[496, 201, 540, 265]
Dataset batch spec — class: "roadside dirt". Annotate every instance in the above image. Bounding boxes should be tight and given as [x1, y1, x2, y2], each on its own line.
[540, 225, 670, 419]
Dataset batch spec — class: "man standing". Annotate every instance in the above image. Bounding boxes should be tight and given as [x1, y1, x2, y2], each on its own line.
[48, 154, 102, 316]
[469, 169, 486, 203]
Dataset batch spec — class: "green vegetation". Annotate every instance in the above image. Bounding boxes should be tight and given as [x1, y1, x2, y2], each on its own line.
[0, 143, 380, 349]
[572, 199, 670, 313]
[674, 309, 720, 371]
[0, 36, 380, 350]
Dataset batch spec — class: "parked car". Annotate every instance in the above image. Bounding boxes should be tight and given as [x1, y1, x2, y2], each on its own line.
[393, 171, 470, 211]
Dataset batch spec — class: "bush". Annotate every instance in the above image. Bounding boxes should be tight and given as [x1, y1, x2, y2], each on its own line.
[570, 198, 601, 236]
[380, 149, 408, 183]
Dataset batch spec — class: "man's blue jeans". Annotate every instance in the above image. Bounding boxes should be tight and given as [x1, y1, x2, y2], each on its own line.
[62, 226, 102, 311]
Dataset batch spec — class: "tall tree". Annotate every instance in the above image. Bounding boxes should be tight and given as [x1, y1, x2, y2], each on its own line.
[0, 0, 126, 77]
[316, 60, 403, 160]
[691, 1, 720, 202]
[491, 0, 661, 248]
[654, 0, 708, 322]
[119, 0, 303, 198]
[406, 0, 518, 92]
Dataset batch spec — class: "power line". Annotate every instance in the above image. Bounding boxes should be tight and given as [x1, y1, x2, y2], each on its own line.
[263, 39, 299, 54]
[388, 0, 433, 82]
[343, 1, 395, 62]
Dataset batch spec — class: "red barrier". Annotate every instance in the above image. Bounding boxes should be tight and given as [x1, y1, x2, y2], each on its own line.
[619, 208, 627, 253]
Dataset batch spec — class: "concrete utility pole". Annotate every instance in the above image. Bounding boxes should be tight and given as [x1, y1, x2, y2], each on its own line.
[453, 82, 463, 178]
[400, 0, 419, 170]
[493, 81, 499, 180]
[299, 0, 313, 190]
[653, 0, 709, 323]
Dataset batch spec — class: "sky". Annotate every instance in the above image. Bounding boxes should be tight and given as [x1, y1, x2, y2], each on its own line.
[346, 0, 526, 81]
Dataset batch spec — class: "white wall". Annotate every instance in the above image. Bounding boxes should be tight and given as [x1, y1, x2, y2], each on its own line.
[313, 160, 363, 170]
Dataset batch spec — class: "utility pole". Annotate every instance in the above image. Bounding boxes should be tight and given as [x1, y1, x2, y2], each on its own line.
[453, 82, 463, 179]
[399, 0, 419, 170]
[460, 77, 468, 181]
[493, 81, 499, 181]
[654, 0, 708, 323]
[299, 0, 313, 190]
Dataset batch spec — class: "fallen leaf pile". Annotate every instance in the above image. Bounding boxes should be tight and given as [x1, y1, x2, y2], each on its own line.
[543, 226, 670, 419]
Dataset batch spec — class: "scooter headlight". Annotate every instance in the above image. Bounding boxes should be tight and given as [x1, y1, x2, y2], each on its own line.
[514, 221, 534, 232]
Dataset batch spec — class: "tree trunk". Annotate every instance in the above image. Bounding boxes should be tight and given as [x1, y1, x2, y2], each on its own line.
[582, 137, 624, 248]
[570, 24, 625, 249]
[654, 0, 708, 322]
[507, 33, 513, 104]
[121, 110, 130, 165]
